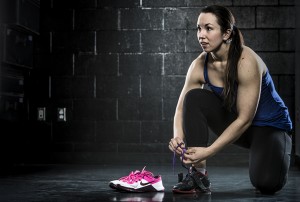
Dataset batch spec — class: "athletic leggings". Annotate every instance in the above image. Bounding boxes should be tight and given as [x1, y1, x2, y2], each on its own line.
[183, 88, 292, 194]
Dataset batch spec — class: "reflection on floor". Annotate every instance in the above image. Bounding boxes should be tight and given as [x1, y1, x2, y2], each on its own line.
[0, 164, 299, 202]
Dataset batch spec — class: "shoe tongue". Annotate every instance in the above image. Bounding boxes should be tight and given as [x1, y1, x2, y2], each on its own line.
[189, 166, 197, 173]
[140, 166, 155, 176]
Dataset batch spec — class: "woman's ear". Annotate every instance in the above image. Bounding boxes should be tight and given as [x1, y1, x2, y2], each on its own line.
[223, 29, 232, 41]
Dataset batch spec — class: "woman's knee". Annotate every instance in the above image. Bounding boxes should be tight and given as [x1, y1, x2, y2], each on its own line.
[183, 88, 212, 108]
[249, 129, 292, 194]
[250, 174, 288, 194]
[250, 153, 290, 194]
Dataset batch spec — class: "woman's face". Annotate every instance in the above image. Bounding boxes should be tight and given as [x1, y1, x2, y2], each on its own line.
[197, 12, 225, 52]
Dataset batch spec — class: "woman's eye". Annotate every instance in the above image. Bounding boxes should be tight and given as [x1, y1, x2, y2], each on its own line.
[207, 27, 212, 31]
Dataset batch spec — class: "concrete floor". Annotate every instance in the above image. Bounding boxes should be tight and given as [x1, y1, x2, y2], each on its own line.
[0, 164, 299, 202]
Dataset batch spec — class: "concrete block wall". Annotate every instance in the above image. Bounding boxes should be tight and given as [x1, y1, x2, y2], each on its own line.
[26, 0, 295, 164]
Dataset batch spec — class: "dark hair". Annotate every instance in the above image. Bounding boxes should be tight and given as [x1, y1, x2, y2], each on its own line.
[201, 5, 244, 110]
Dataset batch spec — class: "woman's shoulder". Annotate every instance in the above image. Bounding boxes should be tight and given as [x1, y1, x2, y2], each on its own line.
[239, 46, 267, 75]
[238, 46, 267, 77]
[189, 52, 207, 76]
[185, 52, 206, 84]
[239, 46, 263, 68]
[240, 46, 257, 61]
[192, 52, 206, 67]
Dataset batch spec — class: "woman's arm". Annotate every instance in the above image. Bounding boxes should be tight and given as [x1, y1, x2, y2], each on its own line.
[183, 50, 263, 163]
[169, 54, 206, 154]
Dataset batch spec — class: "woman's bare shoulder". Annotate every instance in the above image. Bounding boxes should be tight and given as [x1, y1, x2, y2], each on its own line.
[192, 52, 206, 67]
[238, 46, 266, 83]
[240, 46, 257, 61]
[186, 52, 206, 85]
[240, 46, 267, 74]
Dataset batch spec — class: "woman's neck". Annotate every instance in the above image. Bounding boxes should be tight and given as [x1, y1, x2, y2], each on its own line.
[210, 43, 230, 63]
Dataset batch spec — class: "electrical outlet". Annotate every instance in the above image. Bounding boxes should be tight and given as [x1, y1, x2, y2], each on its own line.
[57, 108, 66, 122]
[37, 107, 46, 121]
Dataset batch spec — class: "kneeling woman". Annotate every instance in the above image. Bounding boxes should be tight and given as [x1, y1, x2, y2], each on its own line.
[169, 5, 292, 194]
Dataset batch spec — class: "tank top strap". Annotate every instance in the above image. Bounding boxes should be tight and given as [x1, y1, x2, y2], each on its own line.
[202, 53, 224, 97]
[203, 53, 209, 84]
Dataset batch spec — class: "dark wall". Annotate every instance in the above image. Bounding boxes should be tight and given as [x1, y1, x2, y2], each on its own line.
[0, 0, 40, 165]
[25, 0, 295, 164]
[295, 1, 300, 162]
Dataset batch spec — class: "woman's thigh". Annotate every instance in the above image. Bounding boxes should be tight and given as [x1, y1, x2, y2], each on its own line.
[182, 89, 236, 147]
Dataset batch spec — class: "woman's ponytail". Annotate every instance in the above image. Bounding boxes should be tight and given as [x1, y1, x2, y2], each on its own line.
[223, 25, 244, 111]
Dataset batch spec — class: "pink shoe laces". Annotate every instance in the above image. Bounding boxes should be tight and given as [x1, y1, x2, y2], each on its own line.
[120, 167, 154, 183]
[119, 170, 140, 183]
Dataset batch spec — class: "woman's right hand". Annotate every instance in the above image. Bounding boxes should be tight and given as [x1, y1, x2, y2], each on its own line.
[169, 137, 186, 156]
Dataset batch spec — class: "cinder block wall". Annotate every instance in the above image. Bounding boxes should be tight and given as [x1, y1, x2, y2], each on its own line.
[27, 0, 295, 164]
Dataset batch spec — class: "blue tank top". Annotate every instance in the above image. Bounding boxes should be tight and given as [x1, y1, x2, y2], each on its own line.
[203, 54, 292, 131]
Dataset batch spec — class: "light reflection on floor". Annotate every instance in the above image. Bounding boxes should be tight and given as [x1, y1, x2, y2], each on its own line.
[0, 164, 299, 202]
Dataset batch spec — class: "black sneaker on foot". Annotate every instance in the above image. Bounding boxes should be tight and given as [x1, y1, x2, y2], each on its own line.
[172, 166, 211, 194]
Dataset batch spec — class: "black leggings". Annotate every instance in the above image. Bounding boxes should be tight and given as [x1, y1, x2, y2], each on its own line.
[183, 88, 292, 194]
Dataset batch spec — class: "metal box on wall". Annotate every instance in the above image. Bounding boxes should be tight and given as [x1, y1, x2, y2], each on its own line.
[1, 0, 40, 34]
[3, 26, 34, 68]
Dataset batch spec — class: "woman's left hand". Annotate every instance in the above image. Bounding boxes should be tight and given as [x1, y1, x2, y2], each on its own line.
[182, 147, 212, 164]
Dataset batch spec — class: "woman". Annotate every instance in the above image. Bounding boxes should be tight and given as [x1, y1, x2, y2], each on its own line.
[168, 5, 292, 195]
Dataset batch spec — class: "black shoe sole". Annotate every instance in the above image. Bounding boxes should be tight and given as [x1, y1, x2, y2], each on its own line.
[173, 188, 211, 194]
[109, 183, 117, 189]
[173, 188, 198, 194]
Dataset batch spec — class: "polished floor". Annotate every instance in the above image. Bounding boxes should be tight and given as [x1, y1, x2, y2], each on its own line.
[0, 163, 299, 202]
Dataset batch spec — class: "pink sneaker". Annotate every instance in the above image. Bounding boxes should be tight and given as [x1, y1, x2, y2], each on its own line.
[117, 167, 165, 192]
[109, 168, 143, 190]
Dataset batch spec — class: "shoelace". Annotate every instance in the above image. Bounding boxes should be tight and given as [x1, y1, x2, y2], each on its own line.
[172, 143, 189, 174]
[121, 166, 154, 183]
[173, 148, 211, 192]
